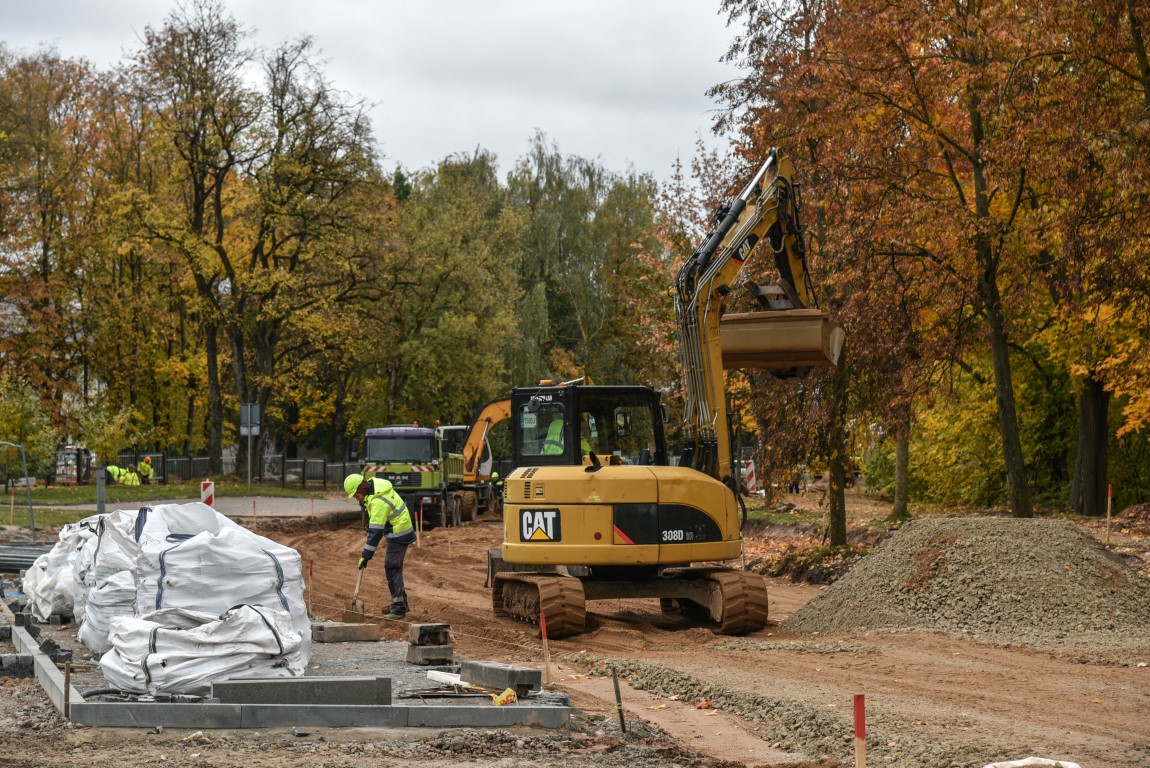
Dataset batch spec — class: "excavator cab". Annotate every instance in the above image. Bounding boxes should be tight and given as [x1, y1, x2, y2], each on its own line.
[511, 383, 668, 468]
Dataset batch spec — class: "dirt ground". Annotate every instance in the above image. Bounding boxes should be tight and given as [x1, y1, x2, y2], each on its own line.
[3, 490, 1149, 768]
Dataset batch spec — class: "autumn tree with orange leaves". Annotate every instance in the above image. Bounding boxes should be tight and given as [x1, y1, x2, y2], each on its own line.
[713, 0, 1150, 520]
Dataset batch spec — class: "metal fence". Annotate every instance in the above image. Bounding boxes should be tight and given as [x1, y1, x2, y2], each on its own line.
[49, 451, 358, 492]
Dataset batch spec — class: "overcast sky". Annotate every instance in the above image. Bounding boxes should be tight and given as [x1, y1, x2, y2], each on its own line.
[3, 1, 742, 182]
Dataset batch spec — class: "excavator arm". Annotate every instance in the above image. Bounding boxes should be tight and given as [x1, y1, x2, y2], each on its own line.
[674, 149, 841, 484]
[461, 397, 512, 483]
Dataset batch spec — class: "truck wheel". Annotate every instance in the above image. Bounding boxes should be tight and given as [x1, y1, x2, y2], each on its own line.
[451, 495, 463, 527]
[460, 490, 478, 521]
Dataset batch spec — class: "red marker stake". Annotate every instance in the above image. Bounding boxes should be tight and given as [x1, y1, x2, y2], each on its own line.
[1106, 483, 1113, 547]
[854, 693, 867, 768]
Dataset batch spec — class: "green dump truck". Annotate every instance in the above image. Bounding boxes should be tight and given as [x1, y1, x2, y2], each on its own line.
[358, 424, 465, 529]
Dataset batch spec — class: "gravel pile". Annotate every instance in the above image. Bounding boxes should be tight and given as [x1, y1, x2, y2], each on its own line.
[783, 517, 1150, 649]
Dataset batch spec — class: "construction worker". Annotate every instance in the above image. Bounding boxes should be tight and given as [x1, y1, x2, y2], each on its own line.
[344, 473, 416, 619]
[105, 464, 140, 485]
[136, 456, 154, 484]
[541, 413, 565, 455]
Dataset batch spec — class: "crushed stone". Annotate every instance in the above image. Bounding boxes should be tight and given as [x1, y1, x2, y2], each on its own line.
[782, 517, 1150, 650]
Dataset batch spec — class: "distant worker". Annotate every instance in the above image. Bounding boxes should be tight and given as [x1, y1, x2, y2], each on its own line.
[489, 471, 504, 517]
[137, 456, 154, 484]
[541, 413, 565, 455]
[344, 473, 417, 619]
[105, 463, 140, 486]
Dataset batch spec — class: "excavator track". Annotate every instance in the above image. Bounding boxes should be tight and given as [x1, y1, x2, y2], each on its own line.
[667, 567, 770, 635]
[491, 572, 586, 639]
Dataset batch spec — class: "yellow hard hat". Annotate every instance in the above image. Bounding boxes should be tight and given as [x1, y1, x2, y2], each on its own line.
[343, 473, 365, 498]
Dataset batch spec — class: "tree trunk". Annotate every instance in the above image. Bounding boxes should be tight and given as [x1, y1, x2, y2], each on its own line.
[205, 324, 223, 475]
[891, 431, 910, 522]
[982, 269, 1032, 518]
[828, 441, 848, 546]
[826, 349, 850, 547]
[1068, 376, 1110, 516]
[970, 133, 1032, 518]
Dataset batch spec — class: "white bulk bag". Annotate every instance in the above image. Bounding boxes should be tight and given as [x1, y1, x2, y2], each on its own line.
[99, 604, 304, 695]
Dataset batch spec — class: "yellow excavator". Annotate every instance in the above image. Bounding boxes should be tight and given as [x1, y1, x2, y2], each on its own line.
[452, 397, 512, 520]
[489, 150, 842, 638]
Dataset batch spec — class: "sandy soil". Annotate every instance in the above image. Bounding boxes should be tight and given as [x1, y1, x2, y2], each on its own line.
[267, 492, 1150, 767]
[3, 490, 1148, 768]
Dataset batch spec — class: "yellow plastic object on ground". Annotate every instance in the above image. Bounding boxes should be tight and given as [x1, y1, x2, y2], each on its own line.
[491, 688, 518, 706]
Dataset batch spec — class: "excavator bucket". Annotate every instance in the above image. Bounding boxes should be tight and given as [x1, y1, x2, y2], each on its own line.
[719, 309, 844, 370]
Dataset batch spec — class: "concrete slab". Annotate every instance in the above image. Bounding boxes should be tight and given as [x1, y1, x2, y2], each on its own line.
[408, 623, 452, 646]
[0, 654, 34, 678]
[239, 704, 410, 728]
[312, 621, 379, 642]
[70, 701, 244, 728]
[405, 704, 569, 729]
[460, 660, 543, 697]
[406, 644, 453, 665]
[212, 676, 392, 705]
[2, 599, 570, 730]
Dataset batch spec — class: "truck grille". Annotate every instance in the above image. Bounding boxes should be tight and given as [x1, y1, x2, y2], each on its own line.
[381, 472, 421, 487]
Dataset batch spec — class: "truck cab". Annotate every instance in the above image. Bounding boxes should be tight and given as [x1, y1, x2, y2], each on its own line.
[359, 425, 465, 529]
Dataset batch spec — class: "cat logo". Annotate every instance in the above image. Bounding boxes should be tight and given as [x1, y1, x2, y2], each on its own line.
[520, 508, 561, 542]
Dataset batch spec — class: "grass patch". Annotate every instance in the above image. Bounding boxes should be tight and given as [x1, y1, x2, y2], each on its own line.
[11, 480, 331, 506]
[742, 496, 824, 526]
[2, 480, 336, 533]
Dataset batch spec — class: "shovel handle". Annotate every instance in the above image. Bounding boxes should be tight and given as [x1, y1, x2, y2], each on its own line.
[353, 568, 364, 599]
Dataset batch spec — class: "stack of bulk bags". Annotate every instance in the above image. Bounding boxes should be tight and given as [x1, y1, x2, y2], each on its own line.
[71, 502, 309, 694]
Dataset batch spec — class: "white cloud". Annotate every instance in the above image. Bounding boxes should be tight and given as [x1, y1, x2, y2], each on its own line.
[3, 0, 739, 179]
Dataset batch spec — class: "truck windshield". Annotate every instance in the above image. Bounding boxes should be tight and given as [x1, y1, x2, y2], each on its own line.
[363, 436, 436, 463]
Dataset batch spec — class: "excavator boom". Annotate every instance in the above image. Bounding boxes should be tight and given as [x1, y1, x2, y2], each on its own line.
[675, 149, 842, 483]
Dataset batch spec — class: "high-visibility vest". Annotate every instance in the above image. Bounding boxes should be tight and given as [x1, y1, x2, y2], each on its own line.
[541, 419, 565, 455]
[365, 478, 413, 536]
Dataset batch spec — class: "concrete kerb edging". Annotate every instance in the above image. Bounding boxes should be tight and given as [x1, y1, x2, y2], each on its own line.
[2, 603, 570, 729]
[1, 606, 83, 716]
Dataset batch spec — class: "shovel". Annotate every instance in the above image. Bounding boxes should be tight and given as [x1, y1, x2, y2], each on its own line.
[343, 569, 366, 623]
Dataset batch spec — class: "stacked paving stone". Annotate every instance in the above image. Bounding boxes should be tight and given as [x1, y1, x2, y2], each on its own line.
[405, 623, 453, 665]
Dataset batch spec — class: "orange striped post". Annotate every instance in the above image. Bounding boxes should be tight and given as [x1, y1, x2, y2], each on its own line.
[854, 693, 867, 768]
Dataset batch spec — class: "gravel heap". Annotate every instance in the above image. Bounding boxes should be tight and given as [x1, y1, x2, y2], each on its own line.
[783, 516, 1150, 649]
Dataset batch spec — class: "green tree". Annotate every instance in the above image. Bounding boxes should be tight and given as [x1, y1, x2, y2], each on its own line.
[507, 132, 667, 386]
[0, 373, 60, 476]
[0, 50, 101, 431]
[353, 150, 523, 427]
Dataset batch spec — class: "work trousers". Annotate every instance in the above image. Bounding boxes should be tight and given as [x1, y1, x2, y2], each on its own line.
[384, 529, 417, 615]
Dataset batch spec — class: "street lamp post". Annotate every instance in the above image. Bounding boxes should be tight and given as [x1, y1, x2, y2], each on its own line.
[0, 440, 36, 542]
